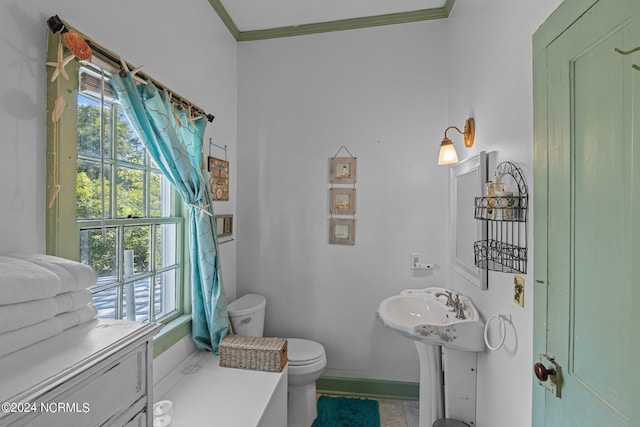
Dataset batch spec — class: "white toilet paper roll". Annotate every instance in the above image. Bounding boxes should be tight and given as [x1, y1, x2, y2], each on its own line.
[153, 414, 172, 427]
[153, 400, 173, 417]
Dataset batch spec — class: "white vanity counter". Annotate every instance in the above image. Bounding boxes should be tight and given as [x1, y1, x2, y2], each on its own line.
[157, 351, 287, 427]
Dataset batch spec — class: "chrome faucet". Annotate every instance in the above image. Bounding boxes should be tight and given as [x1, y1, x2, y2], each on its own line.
[435, 290, 455, 307]
[452, 295, 467, 320]
[436, 291, 467, 320]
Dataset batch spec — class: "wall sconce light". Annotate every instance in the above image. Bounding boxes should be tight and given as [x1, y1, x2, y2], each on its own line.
[438, 118, 475, 165]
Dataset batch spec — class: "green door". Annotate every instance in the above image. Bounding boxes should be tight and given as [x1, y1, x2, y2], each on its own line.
[534, 0, 640, 425]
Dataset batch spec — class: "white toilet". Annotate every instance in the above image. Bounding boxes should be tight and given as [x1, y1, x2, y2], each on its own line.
[227, 294, 327, 427]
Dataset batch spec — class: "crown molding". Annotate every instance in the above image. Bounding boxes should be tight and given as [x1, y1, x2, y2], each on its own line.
[207, 0, 241, 40]
[208, 0, 456, 42]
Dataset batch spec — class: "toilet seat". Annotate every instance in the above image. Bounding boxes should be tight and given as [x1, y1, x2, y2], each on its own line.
[287, 338, 325, 366]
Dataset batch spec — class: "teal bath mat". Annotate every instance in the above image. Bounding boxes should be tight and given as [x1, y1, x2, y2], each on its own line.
[312, 396, 380, 427]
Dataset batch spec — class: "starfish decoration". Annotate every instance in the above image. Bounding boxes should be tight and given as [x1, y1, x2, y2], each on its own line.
[46, 41, 74, 82]
[119, 57, 147, 85]
[188, 203, 213, 217]
[187, 105, 204, 125]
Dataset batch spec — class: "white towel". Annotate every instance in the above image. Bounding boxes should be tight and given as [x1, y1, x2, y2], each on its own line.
[56, 304, 98, 331]
[0, 298, 59, 334]
[0, 256, 62, 305]
[0, 318, 64, 358]
[11, 253, 97, 293]
[54, 290, 93, 314]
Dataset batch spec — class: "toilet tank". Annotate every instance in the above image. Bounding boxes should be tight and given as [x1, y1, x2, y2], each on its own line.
[227, 294, 266, 337]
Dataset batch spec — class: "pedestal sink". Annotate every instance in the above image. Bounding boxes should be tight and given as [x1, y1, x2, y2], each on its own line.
[378, 287, 485, 427]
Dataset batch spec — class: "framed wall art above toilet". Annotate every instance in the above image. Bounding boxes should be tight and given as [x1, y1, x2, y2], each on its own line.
[329, 146, 357, 245]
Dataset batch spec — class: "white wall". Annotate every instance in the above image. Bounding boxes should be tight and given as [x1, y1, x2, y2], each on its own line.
[237, 21, 450, 381]
[445, 1, 562, 426]
[0, 0, 237, 378]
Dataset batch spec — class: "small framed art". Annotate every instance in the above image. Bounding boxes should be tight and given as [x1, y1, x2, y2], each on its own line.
[514, 275, 525, 308]
[330, 157, 357, 184]
[329, 218, 356, 245]
[330, 188, 356, 215]
[214, 214, 233, 238]
[208, 156, 229, 201]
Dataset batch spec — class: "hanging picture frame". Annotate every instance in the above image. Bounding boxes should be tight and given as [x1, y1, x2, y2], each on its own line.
[214, 214, 233, 238]
[208, 156, 229, 201]
[329, 218, 356, 245]
[330, 188, 356, 215]
[330, 157, 357, 184]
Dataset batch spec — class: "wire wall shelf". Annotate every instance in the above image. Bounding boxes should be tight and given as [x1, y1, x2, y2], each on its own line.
[474, 196, 528, 222]
[474, 239, 527, 274]
[473, 161, 528, 274]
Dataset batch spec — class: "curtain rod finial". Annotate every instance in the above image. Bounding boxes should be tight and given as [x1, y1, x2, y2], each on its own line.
[47, 15, 65, 34]
[207, 114, 215, 123]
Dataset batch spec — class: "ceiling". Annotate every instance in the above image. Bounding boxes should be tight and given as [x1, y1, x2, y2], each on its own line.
[208, 0, 455, 41]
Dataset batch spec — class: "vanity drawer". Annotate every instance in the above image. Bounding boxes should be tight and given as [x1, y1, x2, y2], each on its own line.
[25, 344, 146, 427]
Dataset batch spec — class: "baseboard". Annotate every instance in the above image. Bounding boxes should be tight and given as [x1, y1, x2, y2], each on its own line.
[316, 376, 419, 400]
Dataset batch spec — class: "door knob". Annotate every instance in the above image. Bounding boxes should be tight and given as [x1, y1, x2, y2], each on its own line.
[533, 362, 556, 382]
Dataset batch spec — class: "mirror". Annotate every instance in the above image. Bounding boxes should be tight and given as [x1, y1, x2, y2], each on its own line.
[450, 151, 488, 290]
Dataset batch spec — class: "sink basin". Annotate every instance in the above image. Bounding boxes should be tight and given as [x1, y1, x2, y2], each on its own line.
[378, 287, 485, 352]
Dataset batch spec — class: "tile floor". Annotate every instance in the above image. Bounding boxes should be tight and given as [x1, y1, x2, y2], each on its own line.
[377, 398, 420, 427]
[319, 395, 419, 427]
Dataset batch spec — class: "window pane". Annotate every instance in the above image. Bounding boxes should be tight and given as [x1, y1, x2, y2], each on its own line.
[116, 107, 145, 165]
[123, 277, 151, 322]
[124, 225, 150, 274]
[77, 160, 112, 219]
[155, 269, 177, 319]
[149, 172, 163, 217]
[93, 286, 117, 319]
[80, 227, 117, 280]
[156, 223, 177, 269]
[77, 94, 111, 159]
[116, 167, 144, 217]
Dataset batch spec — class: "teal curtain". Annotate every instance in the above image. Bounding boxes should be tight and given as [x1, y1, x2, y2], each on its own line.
[110, 72, 229, 353]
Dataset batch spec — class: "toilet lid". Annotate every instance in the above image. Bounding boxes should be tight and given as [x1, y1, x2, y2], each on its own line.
[287, 338, 325, 366]
[227, 294, 266, 316]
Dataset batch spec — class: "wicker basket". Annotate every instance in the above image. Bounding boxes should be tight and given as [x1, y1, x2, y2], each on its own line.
[219, 334, 288, 373]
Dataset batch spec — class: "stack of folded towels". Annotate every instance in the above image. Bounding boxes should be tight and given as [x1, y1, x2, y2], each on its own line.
[0, 254, 98, 358]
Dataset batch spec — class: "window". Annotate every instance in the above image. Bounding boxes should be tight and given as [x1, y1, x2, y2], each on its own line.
[46, 38, 187, 328]
[76, 74, 182, 322]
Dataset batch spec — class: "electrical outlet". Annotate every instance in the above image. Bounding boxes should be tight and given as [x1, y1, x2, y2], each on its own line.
[514, 275, 525, 307]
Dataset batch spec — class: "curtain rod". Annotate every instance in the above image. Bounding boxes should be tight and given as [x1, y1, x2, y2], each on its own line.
[46, 15, 215, 123]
